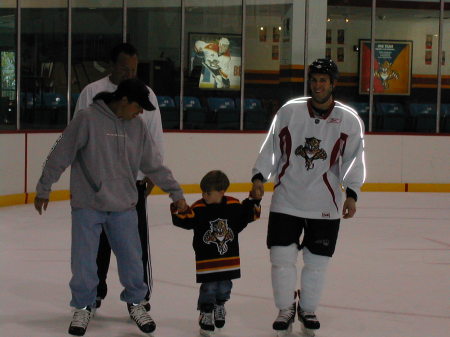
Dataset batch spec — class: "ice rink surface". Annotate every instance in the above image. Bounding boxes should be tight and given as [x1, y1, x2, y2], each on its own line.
[1, 192, 449, 337]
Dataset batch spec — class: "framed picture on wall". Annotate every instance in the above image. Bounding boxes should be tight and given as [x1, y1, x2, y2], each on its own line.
[326, 29, 332, 44]
[272, 45, 279, 60]
[273, 27, 280, 42]
[337, 47, 344, 62]
[359, 39, 412, 95]
[426, 34, 433, 49]
[259, 27, 267, 42]
[425, 50, 432, 65]
[337, 29, 345, 44]
[188, 32, 242, 90]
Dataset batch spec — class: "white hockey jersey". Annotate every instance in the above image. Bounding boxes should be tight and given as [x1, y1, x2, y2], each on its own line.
[253, 98, 366, 220]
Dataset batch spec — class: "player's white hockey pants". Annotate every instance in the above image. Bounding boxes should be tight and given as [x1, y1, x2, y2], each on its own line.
[270, 244, 330, 312]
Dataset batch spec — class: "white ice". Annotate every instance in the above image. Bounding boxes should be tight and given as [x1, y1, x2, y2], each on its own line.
[1, 192, 449, 337]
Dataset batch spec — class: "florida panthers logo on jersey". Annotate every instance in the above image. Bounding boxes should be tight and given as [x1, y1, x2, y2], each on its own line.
[203, 218, 234, 255]
[295, 137, 327, 170]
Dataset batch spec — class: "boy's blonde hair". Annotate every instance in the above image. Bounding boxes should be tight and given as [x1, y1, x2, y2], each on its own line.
[200, 170, 230, 192]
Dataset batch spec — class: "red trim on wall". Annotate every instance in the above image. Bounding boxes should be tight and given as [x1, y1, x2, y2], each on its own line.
[24, 133, 28, 204]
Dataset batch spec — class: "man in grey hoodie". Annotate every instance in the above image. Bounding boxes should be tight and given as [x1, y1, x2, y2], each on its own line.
[34, 78, 187, 337]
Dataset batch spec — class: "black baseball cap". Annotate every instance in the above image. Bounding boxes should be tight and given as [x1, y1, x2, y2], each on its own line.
[115, 78, 155, 111]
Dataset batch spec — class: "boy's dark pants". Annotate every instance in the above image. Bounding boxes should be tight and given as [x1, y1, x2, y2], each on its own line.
[198, 280, 233, 311]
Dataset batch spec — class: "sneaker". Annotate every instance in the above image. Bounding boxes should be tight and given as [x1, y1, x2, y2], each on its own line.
[127, 302, 156, 334]
[143, 300, 151, 312]
[272, 302, 296, 331]
[199, 311, 215, 332]
[68, 306, 92, 336]
[213, 303, 226, 328]
[298, 307, 320, 330]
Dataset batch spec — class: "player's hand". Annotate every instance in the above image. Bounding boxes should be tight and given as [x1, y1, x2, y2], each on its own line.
[174, 199, 188, 212]
[34, 197, 49, 215]
[141, 177, 155, 196]
[342, 197, 356, 219]
[251, 179, 264, 199]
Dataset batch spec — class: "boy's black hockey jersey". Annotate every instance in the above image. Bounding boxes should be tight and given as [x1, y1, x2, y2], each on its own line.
[171, 196, 261, 283]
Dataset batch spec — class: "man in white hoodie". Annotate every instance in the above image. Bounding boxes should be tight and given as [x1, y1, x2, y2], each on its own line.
[35, 78, 187, 336]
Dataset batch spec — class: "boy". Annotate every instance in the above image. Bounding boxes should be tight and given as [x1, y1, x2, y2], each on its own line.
[170, 170, 261, 336]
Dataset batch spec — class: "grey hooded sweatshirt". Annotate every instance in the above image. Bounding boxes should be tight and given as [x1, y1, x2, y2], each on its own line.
[36, 100, 184, 212]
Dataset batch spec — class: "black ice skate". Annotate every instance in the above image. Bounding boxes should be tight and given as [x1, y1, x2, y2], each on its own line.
[272, 302, 296, 336]
[298, 306, 320, 337]
[95, 296, 102, 309]
[127, 302, 156, 336]
[68, 306, 92, 336]
[199, 304, 215, 336]
[213, 303, 226, 329]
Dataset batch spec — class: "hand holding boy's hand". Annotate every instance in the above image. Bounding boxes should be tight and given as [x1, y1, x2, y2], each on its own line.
[174, 199, 188, 212]
[250, 189, 262, 199]
[251, 179, 264, 199]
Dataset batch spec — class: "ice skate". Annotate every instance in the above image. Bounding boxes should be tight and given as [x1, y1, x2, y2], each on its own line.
[298, 306, 320, 337]
[68, 306, 92, 336]
[199, 311, 215, 336]
[272, 302, 296, 336]
[95, 296, 102, 309]
[127, 302, 156, 336]
[213, 303, 226, 329]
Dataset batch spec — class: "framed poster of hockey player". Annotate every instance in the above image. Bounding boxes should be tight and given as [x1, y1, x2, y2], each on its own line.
[359, 39, 412, 95]
[189, 32, 242, 90]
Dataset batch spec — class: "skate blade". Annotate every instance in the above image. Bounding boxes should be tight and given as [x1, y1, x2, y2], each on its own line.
[275, 323, 293, 337]
[300, 324, 315, 337]
[199, 328, 214, 336]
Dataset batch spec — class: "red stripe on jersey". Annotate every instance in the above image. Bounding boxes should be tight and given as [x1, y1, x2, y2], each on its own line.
[196, 257, 240, 271]
[323, 173, 338, 211]
[275, 127, 292, 189]
[329, 133, 348, 167]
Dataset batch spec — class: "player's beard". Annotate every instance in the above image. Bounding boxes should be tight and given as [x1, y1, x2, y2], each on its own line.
[311, 88, 333, 105]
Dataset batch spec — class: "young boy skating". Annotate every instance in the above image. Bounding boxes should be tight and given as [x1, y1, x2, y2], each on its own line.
[170, 170, 261, 336]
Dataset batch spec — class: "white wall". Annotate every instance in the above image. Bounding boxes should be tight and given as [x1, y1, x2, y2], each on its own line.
[1, 132, 449, 197]
[0, 134, 25, 195]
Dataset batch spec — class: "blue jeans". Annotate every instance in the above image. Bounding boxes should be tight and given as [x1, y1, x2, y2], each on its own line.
[198, 280, 233, 310]
[69, 208, 147, 309]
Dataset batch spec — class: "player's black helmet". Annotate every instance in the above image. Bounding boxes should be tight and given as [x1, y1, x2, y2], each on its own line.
[308, 58, 339, 82]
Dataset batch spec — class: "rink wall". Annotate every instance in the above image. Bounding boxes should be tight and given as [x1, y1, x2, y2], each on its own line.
[0, 131, 449, 207]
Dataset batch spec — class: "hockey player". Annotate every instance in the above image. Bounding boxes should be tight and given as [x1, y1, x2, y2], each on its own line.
[74, 43, 162, 314]
[194, 37, 231, 88]
[170, 170, 261, 336]
[251, 59, 366, 336]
